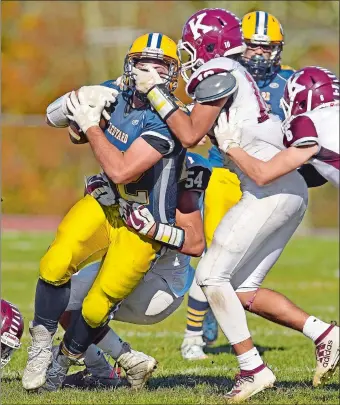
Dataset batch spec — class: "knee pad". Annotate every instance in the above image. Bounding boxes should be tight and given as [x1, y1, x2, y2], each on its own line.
[145, 290, 174, 316]
[39, 243, 73, 285]
[82, 291, 112, 328]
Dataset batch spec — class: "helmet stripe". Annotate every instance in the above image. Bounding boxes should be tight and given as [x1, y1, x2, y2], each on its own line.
[150, 33, 160, 48]
[156, 34, 163, 48]
[255, 11, 259, 34]
[263, 12, 268, 35]
[257, 11, 267, 35]
[147, 33, 153, 47]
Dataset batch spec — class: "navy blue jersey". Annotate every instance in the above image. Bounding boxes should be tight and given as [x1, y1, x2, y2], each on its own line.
[101, 80, 186, 225]
[184, 152, 212, 193]
[208, 65, 295, 168]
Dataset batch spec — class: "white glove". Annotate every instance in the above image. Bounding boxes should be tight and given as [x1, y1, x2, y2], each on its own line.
[84, 173, 116, 206]
[132, 65, 163, 94]
[66, 91, 106, 133]
[118, 198, 155, 235]
[77, 86, 118, 121]
[214, 111, 241, 153]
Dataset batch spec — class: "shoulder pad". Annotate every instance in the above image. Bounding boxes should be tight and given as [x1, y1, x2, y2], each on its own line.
[100, 79, 121, 92]
[283, 115, 319, 148]
[195, 73, 237, 103]
[279, 66, 295, 78]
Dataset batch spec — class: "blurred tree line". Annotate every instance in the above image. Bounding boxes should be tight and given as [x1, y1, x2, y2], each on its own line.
[1, 1, 339, 227]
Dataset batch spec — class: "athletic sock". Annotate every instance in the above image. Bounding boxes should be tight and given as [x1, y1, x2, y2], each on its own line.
[33, 278, 71, 333]
[96, 328, 129, 360]
[302, 316, 331, 342]
[236, 347, 263, 371]
[185, 296, 209, 336]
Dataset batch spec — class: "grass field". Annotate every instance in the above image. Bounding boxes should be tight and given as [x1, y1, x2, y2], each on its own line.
[1, 230, 339, 404]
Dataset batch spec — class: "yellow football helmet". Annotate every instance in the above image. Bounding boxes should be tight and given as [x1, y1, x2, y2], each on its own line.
[241, 11, 284, 80]
[123, 33, 180, 93]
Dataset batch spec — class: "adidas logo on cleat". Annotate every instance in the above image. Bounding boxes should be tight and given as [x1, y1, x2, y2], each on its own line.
[322, 341, 333, 368]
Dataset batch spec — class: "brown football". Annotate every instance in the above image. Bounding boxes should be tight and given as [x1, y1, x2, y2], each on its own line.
[68, 105, 112, 145]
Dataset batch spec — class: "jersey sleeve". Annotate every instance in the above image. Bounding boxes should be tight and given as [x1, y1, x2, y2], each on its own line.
[180, 153, 212, 193]
[283, 115, 320, 148]
[141, 113, 177, 156]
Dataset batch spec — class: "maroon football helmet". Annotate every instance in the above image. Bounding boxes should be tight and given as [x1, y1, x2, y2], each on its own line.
[281, 66, 340, 121]
[1, 299, 24, 368]
[178, 8, 246, 81]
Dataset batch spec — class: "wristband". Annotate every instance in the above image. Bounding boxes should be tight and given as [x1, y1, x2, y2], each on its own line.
[153, 223, 185, 249]
[147, 84, 179, 121]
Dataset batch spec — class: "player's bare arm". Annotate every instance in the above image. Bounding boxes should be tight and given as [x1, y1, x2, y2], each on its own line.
[86, 127, 163, 184]
[227, 145, 319, 186]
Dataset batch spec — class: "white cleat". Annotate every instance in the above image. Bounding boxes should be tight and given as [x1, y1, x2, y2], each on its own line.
[181, 336, 208, 360]
[117, 349, 157, 390]
[313, 322, 339, 387]
[225, 364, 276, 403]
[22, 322, 54, 390]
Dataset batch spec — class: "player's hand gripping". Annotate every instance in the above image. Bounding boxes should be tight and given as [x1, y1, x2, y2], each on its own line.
[66, 91, 107, 133]
[77, 85, 118, 120]
[214, 110, 241, 153]
[132, 65, 163, 94]
[84, 174, 116, 206]
[118, 199, 156, 236]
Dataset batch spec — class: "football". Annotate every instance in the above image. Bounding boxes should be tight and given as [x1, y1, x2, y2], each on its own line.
[68, 105, 113, 144]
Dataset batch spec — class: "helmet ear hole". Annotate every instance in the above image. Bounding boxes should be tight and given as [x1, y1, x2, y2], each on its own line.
[206, 43, 215, 52]
[299, 100, 306, 109]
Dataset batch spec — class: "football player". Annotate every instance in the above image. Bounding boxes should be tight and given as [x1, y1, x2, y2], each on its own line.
[56, 151, 212, 390]
[1, 299, 24, 368]
[132, 9, 337, 402]
[183, 10, 297, 357]
[22, 33, 189, 393]
[219, 66, 339, 189]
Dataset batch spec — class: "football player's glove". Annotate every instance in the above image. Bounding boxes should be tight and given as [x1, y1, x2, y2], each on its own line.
[84, 174, 116, 206]
[118, 199, 155, 236]
[77, 85, 118, 121]
[214, 111, 241, 153]
[118, 199, 185, 249]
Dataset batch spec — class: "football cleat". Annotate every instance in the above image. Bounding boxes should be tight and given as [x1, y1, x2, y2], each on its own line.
[202, 308, 219, 345]
[181, 336, 208, 360]
[22, 322, 54, 390]
[42, 346, 78, 392]
[313, 322, 339, 387]
[117, 348, 157, 390]
[225, 364, 276, 403]
[63, 368, 124, 390]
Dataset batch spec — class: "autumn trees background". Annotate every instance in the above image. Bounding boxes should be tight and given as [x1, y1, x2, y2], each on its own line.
[1, 1, 339, 227]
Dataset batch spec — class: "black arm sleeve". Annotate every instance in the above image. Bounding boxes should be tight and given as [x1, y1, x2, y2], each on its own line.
[298, 164, 328, 188]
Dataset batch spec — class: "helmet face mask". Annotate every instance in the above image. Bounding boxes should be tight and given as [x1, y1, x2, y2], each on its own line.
[123, 33, 180, 93]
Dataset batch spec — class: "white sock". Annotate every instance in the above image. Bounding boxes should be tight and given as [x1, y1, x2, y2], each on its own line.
[203, 283, 251, 345]
[184, 329, 203, 339]
[236, 347, 263, 371]
[96, 329, 125, 360]
[302, 316, 330, 342]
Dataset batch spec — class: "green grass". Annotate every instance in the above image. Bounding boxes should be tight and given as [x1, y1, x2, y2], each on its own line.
[1, 231, 339, 404]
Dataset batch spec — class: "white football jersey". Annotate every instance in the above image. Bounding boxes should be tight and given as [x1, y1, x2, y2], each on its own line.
[283, 106, 339, 188]
[187, 57, 298, 191]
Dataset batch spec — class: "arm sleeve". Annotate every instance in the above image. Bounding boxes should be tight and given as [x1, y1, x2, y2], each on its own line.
[298, 164, 328, 188]
[141, 114, 177, 156]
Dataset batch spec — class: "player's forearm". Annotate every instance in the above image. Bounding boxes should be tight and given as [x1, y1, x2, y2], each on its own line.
[166, 100, 225, 148]
[86, 126, 127, 184]
[178, 223, 205, 257]
[227, 146, 318, 186]
[46, 92, 71, 128]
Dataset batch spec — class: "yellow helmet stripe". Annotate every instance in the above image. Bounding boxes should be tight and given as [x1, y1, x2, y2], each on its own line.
[146, 33, 163, 48]
[256, 11, 269, 36]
